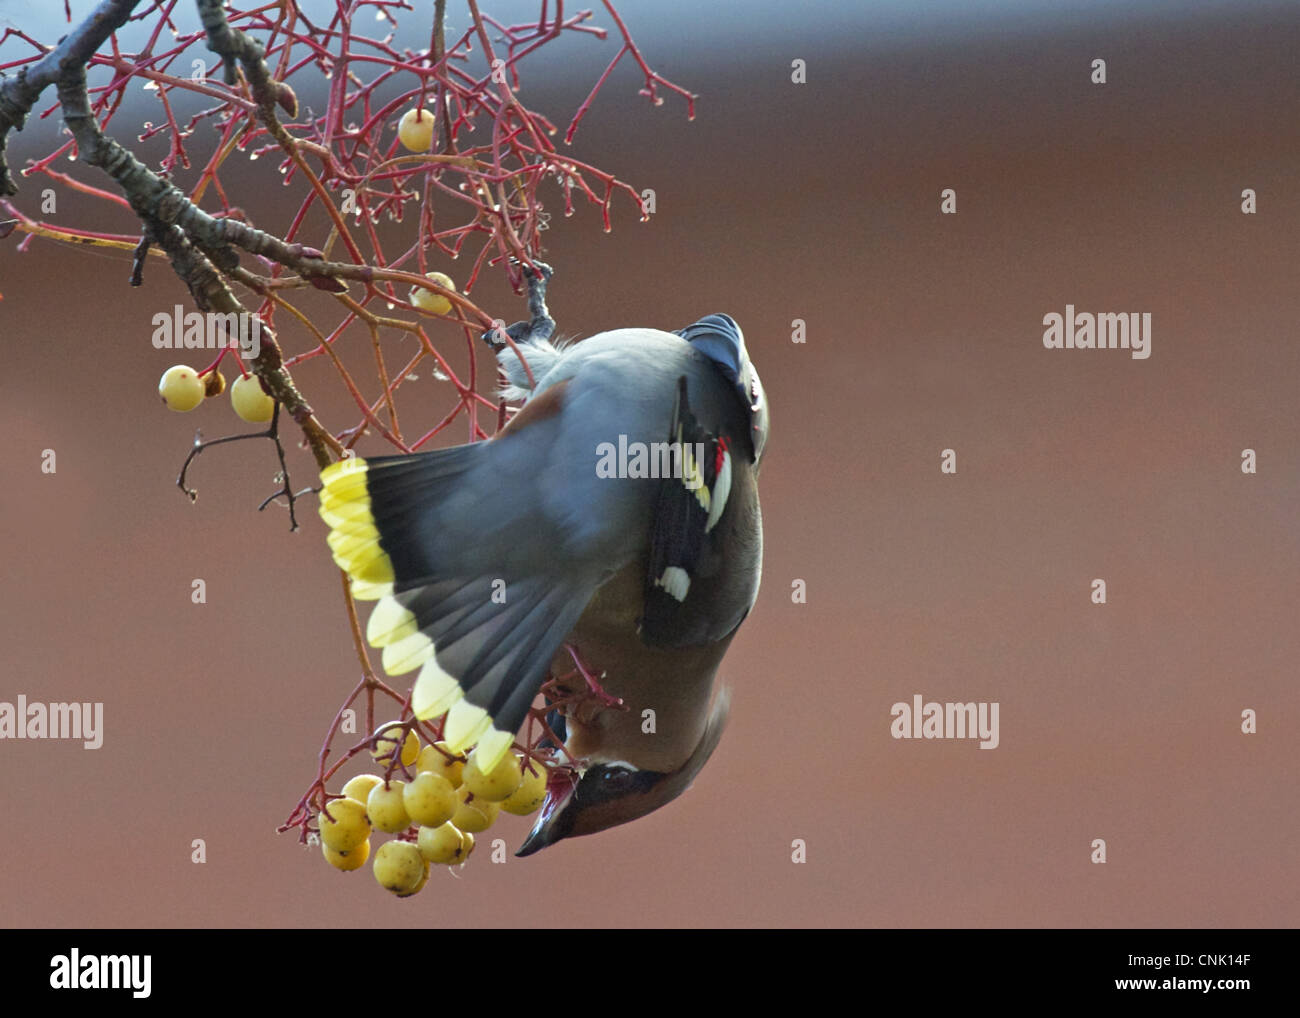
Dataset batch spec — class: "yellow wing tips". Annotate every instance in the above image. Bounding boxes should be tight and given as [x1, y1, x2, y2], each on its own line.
[319, 456, 396, 585]
[366, 596, 419, 646]
[674, 420, 711, 516]
[381, 631, 436, 675]
[413, 657, 463, 719]
[349, 578, 393, 601]
[322, 455, 516, 775]
[319, 499, 375, 529]
[340, 542, 395, 584]
[320, 455, 367, 487]
[368, 599, 434, 674]
[412, 663, 513, 771]
[444, 698, 493, 749]
[682, 442, 709, 515]
[472, 727, 515, 775]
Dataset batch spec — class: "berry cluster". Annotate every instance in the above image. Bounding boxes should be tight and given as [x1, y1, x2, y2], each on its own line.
[158, 365, 275, 423]
[318, 723, 548, 896]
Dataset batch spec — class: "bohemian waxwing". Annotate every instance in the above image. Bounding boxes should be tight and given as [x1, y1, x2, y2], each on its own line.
[318, 264, 767, 854]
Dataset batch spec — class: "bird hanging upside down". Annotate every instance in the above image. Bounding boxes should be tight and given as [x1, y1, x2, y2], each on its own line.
[318, 263, 767, 855]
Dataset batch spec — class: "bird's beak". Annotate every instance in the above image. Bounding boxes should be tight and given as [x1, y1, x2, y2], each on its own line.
[515, 765, 580, 856]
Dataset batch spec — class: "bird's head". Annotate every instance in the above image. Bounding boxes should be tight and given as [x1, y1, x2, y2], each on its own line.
[515, 690, 730, 856]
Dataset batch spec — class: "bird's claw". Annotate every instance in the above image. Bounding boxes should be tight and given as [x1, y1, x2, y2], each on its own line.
[482, 260, 556, 352]
[517, 258, 553, 282]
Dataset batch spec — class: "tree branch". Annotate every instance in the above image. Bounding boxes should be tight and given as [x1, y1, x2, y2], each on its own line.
[54, 51, 336, 467]
[0, 0, 142, 196]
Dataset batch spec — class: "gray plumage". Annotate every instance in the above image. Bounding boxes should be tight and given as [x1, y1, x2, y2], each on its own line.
[365, 325, 762, 734]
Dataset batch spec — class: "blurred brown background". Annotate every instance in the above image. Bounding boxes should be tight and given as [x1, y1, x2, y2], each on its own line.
[1, 0, 1297, 927]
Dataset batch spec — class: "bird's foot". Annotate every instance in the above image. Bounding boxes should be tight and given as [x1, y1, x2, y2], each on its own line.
[480, 260, 556, 350]
[520, 258, 553, 283]
[519, 258, 555, 341]
[480, 319, 531, 351]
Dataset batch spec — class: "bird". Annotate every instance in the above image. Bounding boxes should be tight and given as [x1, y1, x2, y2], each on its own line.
[318, 263, 767, 854]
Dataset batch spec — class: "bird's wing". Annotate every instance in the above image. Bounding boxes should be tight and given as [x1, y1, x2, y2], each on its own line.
[319, 335, 680, 772]
[640, 372, 762, 648]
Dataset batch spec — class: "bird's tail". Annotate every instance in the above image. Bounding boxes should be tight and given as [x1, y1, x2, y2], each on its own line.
[319, 451, 600, 773]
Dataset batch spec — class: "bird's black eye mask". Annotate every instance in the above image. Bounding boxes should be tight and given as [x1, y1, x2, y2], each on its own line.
[576, 764, 661, 804]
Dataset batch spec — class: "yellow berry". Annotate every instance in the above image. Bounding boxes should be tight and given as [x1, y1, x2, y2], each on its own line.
[416, 742, 465, 788]
[159, 365, 205, 412]
[403, 771, 458, 827]
[230, 373, 275, 422]
[397, 107, 435, 152]
[410, 272, 455, 316]
[319, 797, 371, 852]
[372, 840, 428, 896]
[341, 773, 384, 805]
[500, 757, 548, 816]
[367, 780, 412, 834]
[407, 859, 430, 896]
[417, 822, 468, 865]
[371, 724, 420, 769]
[463, 746, 523, 802]
[452, 786, 499, 834]
[460, 830, 475, 861]
[322, 834, 370, 872]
